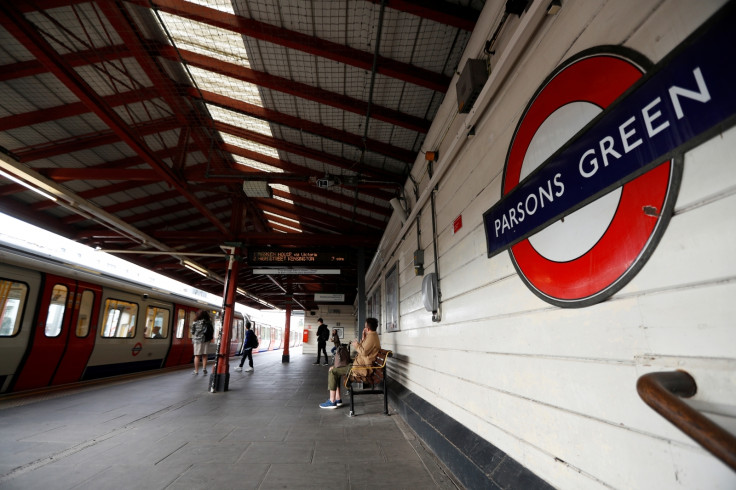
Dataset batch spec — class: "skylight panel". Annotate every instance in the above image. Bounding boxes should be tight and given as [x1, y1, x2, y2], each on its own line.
[273, 195, 294, 205]
[221, 134, 280, 158]
[207, 104, 272, 136]
[157, 12, 249, 67]
[269, 183, 291, 194]
[186, 0, 235, 14]
[232, 155, 283, 173]
[187, 66, 262, 105]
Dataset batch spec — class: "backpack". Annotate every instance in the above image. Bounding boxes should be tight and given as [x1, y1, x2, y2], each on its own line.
[250, 332, 259, 349]
[203, 320, 214, 342]
[334, 343, 349, 368]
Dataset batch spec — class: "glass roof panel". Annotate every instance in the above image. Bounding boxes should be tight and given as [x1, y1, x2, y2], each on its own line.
[186, 0, 235, 14]
[269, 183, 291, 194]
[232, 154, 283, 173]
[221, 134, 279, 158]
[156, 2, 303, 229]
[273, 195, 294, 205]
[187, 67, 262, 105]
[158, 12, 250, 67]
[207, 104, 272, 136]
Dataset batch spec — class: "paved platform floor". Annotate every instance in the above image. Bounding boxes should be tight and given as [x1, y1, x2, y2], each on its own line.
[0, 349, 460, 489]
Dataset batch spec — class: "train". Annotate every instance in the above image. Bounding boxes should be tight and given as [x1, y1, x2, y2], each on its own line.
[0, 244, 301, 395]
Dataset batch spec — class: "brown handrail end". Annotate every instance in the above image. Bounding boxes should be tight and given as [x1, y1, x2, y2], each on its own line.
[637, 370, 736, 472]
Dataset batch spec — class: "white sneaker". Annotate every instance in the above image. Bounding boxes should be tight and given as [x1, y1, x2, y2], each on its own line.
[244, 367, 253, 372]
[234, 366, 242, 372]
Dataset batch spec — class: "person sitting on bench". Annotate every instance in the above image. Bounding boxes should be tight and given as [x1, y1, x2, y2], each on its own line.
[320, 317, 380, 409]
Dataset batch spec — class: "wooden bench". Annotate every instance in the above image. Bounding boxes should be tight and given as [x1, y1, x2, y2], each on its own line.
[344, 349, 392, 416]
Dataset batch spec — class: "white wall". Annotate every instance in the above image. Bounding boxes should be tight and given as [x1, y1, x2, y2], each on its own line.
[367, 0, 736, 488]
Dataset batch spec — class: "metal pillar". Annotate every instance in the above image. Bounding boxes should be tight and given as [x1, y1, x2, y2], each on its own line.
[210, 249, 239, 392]
[282, 306, 291, 363]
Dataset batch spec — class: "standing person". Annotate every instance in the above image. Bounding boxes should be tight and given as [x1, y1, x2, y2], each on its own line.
[235, 321, 255, 372]
[313, 317, 329, 365]
[191, 310, 211, 376]
[320, 317, 380, 409]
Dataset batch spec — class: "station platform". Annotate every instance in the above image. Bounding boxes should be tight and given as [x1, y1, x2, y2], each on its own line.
[0, 349, 460, 489]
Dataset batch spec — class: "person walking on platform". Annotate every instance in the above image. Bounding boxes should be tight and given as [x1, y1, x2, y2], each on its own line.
[320, 317, 380, 409]
[191, 310, 212, 376]
[313, 317, 330, 365]
[235, 321, 256, 372]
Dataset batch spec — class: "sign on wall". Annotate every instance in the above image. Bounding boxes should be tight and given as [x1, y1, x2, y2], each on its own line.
[314, 293, 344, 302]
[483, 3, 736, 307]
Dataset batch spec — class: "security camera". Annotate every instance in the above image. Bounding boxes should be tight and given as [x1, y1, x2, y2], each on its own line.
[143, 293, 149, 300]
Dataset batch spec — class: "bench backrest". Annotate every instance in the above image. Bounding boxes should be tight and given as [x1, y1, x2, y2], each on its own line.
[347, 349, 392, 385]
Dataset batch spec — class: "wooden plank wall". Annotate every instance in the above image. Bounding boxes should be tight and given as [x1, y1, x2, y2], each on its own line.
[366, 0, 736, 488]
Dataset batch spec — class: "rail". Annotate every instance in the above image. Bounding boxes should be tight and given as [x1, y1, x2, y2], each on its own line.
[636, 370, 736, 471]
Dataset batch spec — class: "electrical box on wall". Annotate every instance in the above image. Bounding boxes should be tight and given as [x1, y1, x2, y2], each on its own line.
[413, 249, 424, 276]
[456, 59, 488, 113]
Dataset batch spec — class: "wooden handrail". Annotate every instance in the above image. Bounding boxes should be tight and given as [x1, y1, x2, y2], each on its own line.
[637, 370, 736, 471]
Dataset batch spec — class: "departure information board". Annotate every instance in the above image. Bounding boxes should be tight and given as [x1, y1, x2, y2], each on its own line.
[247, 248, 349, 266]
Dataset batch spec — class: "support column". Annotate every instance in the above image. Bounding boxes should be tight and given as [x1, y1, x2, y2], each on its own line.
[210, 250, 239, 393]
[282, 305, 291, 363]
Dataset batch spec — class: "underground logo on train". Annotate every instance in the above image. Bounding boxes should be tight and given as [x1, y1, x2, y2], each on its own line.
[483, 26, 736, 307]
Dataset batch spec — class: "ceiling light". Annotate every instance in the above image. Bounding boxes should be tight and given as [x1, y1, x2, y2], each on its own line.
[0, 169, 57, 202]
[242, 181, 273, 198]
[182, 260, 209, 277]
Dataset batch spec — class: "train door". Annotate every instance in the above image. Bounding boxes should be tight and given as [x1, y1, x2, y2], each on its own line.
[165, 305, 196, 367]
[13, 274, 100, 391]
[52, 283, 101, 384]
[230, 314, 244, 356]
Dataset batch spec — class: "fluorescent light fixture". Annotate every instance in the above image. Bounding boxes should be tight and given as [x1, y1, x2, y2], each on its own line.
[242, 181, 273, 198]
[182, 260, 209, 277]
[264, 211, 299, 224]
[235, 287, 279, 310]
[252, 269, 341, 275]
[0, 169, 57, 202]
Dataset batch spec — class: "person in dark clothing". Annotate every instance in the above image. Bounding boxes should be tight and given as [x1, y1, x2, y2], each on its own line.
[191, 310, 211, 376]
[313, 317, 329, 365]
[235, 321, 255, 372]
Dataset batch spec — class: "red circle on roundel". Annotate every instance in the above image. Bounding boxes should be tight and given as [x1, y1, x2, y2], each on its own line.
[132, 342, 142, 356]
[504, 53, 672, 305]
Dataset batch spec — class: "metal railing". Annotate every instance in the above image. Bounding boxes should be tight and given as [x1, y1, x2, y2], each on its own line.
[637, 370, 736, 471]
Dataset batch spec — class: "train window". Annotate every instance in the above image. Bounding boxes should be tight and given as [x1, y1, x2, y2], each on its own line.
[45, 284, 68, 337]
[0, 279, 28, 337]
[176, 308, 186, 338]
[101, 299, 138, 338]
[76, 289, 95, 337]
[233, 318, 243, 343]
[144, 306, 169, 339]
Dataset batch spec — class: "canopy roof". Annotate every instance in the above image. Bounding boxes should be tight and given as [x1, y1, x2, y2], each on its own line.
[0, 0, 483, 310]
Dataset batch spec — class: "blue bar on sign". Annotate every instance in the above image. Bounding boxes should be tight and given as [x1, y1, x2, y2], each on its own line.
[483, 3, 736, 258]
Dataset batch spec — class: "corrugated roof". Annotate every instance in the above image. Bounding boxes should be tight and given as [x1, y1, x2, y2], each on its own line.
[0, 0, 483, 310]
